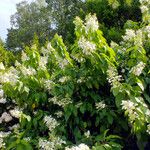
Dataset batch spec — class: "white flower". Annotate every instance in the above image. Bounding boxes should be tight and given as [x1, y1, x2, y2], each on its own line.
[0, 131, 11, 149]
[65, 143, 90, 150]
[78, 36, 96, 55]
[0, 67, 19, 86]
[144, 25, 150, 38]
[43, 115, 59, 131]
[54, 111, 63, 118]
[85, 14, 99, 33]
[146, 110, 150, 116]
[0, 98, 6, 104]
[21, 51, 29, 62]
[121, 100, 139, 123]
[84, 131, 90, 138]
[130, 62, 145, 76]
[140, 5, 149, 13]
[0, 138, 4, 149]
[147, 124, 150, 134]
[24, 137, 31, 142]
[15, 60, 21, 67]
[95, 101, 106, 110]
[59, 76, 70, 83]
[9, 123, 20, 130]
[1, 112, 12, 123]
[58, 59, 68, 69]
[139, 0, 149, 4]
[38, 56, 48, 70]
[9, 108, 22, 118]
[43, 79, 55, 92]
[71, 54, 85, 63]
[107, 66, 122, 87]
[123, 29, 136, 42]
[121, 100, 136, 110]
[20, 66, 36, 76]
[38, 138, 53, 150]
[38, 137, 66, 150]
[49, 97, 72, 107]
[0, 62, 5, 70]
[134, 29, 143, 46]
[47, 42, 55, 53]
[0, 89, 4, 98]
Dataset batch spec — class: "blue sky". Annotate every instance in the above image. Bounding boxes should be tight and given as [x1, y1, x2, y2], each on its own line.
[0, 0, 33, 41]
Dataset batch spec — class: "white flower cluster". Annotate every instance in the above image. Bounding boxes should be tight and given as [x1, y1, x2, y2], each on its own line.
[85, 14, 99, 33]
[39, 138, 54, 150]
[130, 62, 145, 76]
[139, 0, 150, 12]
[38, 137, 66, 150]
[43, 115, 59, 131]
[24, 137, 31, 142]
[0, 87, 6, 104]
[144, 25, 150, 38]
[0, 67, 19, 86]
[54, 111, 63, 118]
[146, 124, 150, 134]
[140, 5, 149, 13]
[0, 112, 12, 123]
[9, 107, 22, 118]
[65, 143, 90, 150]
[107, 66, 122, 87]
[47, 43, 55, 54]
[20, 65, 36, 76]
[123, 29, 136, 42]
[38, 56, 48, 70]
[77, 77, 86, 83]
[95, 101, 106, 110]
[58, 59, 68, 69]
[121, 100, 138, 123]
[122, 29, 143, 47]
[134, 97, 150, 121]
[0, 62, 5, 70]
[49, 97, 72, 107]
[71, 54, 85, 63]
[59, 76, 70, 83]
[78, 36, 96, 55]
[139, 0, 149, 4]
[84, 130, 90, 138]
[134, 29, 143, 47]
[43, 79, 54, 89]
[9, 123, 20, 131]
[73, 16, 84, 32]
[21, 51, 29, 62]
[0, 131, 11, 149]
[139, 0, 150, 23]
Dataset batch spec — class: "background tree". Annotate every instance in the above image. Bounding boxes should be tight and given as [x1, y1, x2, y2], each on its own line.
[45, 0, 85, 44]
[6, 0, 53, 50]
[6, 0, 85, 50]
[85, 0, 142, 43]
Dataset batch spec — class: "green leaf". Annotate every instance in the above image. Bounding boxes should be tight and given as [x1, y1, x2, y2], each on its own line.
[80, 105, 85, 114]
[136, 79, 144, 91]
[107, 115, 113, 125]
[144, 93, 150, 103]
[92, 145, 106, 150]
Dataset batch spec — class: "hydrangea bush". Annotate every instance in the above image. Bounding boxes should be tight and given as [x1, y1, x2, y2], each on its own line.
[0, 1, 150, 149]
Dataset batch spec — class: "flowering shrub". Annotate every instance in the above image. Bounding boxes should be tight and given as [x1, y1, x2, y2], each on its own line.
[0, 1, 150, 149]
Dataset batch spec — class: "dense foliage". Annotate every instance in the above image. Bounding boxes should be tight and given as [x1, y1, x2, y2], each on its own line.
[6, 0, 142, 50]
[0, 0, 150, 149]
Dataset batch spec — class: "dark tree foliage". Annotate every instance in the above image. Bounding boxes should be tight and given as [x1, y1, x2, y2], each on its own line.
[85, 0, 142, 43]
